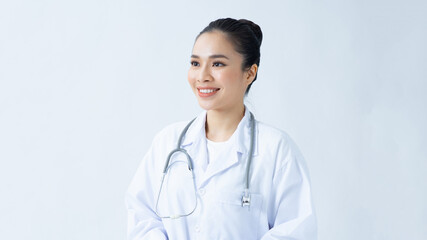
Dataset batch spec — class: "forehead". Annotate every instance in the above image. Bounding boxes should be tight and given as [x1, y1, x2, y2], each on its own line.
[192, 31, 239, 58]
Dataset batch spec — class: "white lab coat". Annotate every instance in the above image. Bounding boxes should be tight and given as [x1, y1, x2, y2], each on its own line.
[126, 108, 317, 239]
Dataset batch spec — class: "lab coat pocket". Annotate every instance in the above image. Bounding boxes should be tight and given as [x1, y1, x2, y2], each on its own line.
[211, 191, 263, 240]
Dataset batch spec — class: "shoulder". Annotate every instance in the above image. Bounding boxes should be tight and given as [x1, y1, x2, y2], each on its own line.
[143, 120, 193, 163]
[256, 121, 295, 149]
[152, 121, 189, 144]
[256, 121, 291, 141]
[255, 121, 305, 168]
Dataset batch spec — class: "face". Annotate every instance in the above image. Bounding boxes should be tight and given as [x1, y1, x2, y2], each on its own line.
[188, 31, 254, 112]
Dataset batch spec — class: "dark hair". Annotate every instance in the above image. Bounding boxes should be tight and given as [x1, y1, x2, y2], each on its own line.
[197, 18, 263, 94]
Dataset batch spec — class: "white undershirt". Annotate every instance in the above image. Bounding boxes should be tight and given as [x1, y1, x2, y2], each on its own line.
[205, 138, 233, 172]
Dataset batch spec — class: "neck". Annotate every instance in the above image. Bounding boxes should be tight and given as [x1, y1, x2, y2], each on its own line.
[205, 104, 245, 142]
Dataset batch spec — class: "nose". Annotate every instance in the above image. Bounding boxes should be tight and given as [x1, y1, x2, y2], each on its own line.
[198, 65, 213, 82]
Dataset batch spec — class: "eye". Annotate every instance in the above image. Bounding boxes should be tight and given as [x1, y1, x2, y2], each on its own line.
[213, 62, 225, 67]
[190, 61, 200, 67]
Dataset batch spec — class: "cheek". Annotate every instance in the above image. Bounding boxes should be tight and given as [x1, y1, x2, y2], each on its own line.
[220, 70, 245, 89]
[187, 70, 196, 86]
[215, 69, 235, 82]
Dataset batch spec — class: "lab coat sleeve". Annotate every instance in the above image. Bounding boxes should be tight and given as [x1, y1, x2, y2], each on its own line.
[261, 138, 317, 240]
[125, 139, 168, 240]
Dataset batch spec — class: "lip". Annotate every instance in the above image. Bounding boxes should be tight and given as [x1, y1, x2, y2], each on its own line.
[197, 87, 220, 98]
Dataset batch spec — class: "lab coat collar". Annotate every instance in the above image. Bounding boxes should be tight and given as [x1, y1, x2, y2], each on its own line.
[181, 107, 258, 188]
[181, 110, 207, 147]
[181, 107, 258, 157]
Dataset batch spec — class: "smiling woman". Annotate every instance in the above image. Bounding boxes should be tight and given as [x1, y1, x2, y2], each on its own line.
[125, 18, 317, 240]
[188, 30, 255, 123]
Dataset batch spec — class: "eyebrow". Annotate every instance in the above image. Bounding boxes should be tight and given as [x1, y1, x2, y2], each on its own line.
[191, 54, 229, 60]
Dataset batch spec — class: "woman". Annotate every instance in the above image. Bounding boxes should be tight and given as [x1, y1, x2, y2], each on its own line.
[126, 18, 317, 239]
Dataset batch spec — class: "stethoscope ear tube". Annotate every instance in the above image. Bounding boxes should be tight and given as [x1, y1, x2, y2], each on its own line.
[164, 148, 193, 172]
[156, 118, 198, 219]
[156, 148, 198, 219]
[162, 118, 196, 174]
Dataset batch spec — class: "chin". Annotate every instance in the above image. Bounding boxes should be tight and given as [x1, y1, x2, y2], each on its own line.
[197, 100, 218, 111]
[198, 102, 214, 111]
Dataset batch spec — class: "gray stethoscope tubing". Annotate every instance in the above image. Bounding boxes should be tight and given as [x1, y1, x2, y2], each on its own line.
[243, 112, 256, 206]
[155, 112, 255, 219]
[155, 118, 197, 219]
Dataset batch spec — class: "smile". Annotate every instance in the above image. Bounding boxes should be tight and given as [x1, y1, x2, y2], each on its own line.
[199, 89, 216, 93]
[197, 88, 220, 97]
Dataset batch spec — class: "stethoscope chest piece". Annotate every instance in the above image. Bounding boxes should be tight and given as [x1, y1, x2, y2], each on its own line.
[242, 190, 251, 207]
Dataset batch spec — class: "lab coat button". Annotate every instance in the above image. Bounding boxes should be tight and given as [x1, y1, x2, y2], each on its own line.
[195, 225, 200, 232]
[198, 188, 206, 196]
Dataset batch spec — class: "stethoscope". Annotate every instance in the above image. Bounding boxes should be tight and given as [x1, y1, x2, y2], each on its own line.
[155, 112, 256, 219]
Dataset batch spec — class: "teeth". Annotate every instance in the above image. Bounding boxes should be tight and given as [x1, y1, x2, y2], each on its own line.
[199, 89, 216, 93]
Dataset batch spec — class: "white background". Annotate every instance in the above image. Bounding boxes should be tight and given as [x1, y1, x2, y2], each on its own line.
[1, 0, 426, 239]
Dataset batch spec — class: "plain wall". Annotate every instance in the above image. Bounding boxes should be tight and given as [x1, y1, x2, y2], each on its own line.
[0, 0, 426, 239]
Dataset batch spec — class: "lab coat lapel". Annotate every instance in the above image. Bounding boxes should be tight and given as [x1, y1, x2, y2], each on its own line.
[200, 109, 255, 187]
[180, 108, 259, 188]
[187, 135, 208, 181]
[200, 145, 240, 187]
[180, 111, 208, 188]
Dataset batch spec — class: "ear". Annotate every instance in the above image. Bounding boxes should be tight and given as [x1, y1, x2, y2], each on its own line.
[245, 64, 258, 86]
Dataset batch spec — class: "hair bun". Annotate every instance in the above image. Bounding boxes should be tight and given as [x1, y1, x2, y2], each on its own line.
[239, 19, 263, 46]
